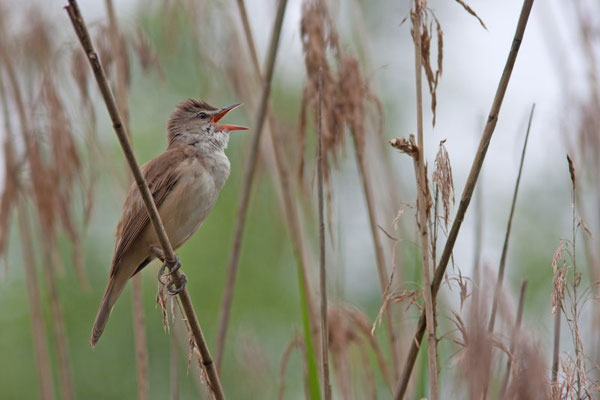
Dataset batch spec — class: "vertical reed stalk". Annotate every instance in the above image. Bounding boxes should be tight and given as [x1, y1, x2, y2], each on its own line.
[65, 2, 224, 398]
[499, 280, 527, 398]
[40, 239, 74, 400]
[482, 104, 534, 398]
[394, 1, 535, 397]
[551, 304, 561, 384]
[411, 2, 439, 398]
[488, 104, 535, 333]
[351, 131, 399, 376]
[104, 0, 129, 130]
[472, 172, 483, 305]
[316, 68, 331, 400]
[104, 1, 150, 397]
[131, 275, 149, 400]
[170, 308, 179, 400]
[215, 0, 313, 371]
[568, 155, 583, 396]
[18, 202, 55, 400]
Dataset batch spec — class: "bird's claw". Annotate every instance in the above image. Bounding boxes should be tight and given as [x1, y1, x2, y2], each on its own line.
[157, 254, 181, 286]
[166, 273, 187, 295]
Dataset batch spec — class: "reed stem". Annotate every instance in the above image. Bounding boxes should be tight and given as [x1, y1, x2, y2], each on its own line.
[317, 68, 331, 400]
[411, 2, 439, 398]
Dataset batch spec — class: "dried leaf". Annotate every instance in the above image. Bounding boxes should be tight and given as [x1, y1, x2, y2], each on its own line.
[454, 0, 487, 30]
[432, 140, 455, 229]
[551, 239, 567, 313]
[566, 154, 576, 189]
[389, 135, 418, 159]
[156, 283, 169, 331]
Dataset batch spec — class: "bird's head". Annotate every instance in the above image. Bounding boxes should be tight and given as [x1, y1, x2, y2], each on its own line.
[167, 99, 247, 151]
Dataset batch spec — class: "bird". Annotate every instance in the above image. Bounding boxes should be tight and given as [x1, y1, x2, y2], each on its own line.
[90, 99, 247, 347]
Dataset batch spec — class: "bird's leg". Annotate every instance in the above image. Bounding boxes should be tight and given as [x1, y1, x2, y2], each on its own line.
[151, 246, 182, 286]
[150, 246, 165, 262]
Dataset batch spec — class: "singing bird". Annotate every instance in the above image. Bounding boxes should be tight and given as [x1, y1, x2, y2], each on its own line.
[91, 99, 247, 347]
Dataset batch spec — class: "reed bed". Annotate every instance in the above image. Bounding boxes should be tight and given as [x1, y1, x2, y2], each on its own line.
[0, 0, 599, 399]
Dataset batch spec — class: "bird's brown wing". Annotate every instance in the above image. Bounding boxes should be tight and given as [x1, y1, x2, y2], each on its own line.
[109, 146, 192, 276]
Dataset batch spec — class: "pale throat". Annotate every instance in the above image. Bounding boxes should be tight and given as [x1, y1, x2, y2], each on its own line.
[167, 125, 230, 153]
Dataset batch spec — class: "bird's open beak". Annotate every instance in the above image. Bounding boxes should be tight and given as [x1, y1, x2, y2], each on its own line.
[212, 103, 248, 132]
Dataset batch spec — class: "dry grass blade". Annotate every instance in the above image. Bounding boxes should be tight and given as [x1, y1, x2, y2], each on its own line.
[454, 0, 487, 30]
[394, 1, 536, 397]
[64, 2, 224, 398]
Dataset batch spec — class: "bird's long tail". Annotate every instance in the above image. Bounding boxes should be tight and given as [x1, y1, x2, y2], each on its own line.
[90, 275, 127, 347]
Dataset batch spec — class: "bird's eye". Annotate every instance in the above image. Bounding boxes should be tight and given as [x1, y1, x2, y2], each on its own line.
[199, 112, 208, 119]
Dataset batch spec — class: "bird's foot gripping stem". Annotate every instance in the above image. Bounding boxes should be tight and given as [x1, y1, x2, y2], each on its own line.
[166, 273, 187, 295]
[156, 252, 186, 294]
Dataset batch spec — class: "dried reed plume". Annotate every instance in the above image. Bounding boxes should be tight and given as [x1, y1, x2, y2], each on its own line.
[299, 0, 397, 377]
[298, 0, 382, 181]
[0, 6, 98, 399]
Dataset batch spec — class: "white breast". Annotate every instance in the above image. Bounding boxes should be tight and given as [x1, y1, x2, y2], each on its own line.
[158, 153, 230, 249]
